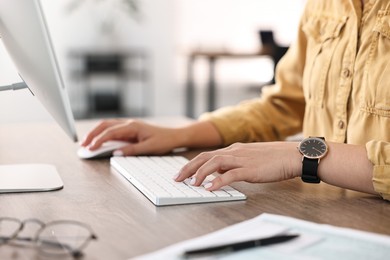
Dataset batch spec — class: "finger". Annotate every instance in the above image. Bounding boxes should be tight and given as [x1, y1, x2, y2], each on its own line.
[81, 120, 121, 146]
[192, 155, 239, 186]
[174, 146, 240, 182]
[175, 153, 239, 185]
[174, 152, 215, 182]
[205, 168, 247, 191]
[89, 123, 139, 150]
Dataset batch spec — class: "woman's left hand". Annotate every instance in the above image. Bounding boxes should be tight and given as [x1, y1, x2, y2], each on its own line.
[174, 142, 302, 191]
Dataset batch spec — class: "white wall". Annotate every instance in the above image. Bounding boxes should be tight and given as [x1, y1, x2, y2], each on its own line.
[0, 41, 52, 123]
[0, 0, 305, 123]
[176, 0, 305, 51]
[42, 0, 178, 117]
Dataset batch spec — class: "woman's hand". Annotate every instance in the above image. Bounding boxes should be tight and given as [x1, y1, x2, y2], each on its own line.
[80, 119, 184, 156]
[80, 119, 223, 156]
[174, 142, 302, 191]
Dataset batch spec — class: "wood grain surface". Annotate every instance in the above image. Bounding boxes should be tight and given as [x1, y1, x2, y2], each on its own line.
[0, 118, 389, 259]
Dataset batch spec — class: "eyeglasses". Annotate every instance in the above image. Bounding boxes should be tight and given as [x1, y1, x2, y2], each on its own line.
[0, 217, 97, 258]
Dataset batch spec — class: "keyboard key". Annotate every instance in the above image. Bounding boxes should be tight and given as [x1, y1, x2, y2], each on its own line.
[110, 156, 246, 206]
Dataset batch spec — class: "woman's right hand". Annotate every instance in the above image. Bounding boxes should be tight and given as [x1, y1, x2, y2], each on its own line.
[80, 119, 184, 156]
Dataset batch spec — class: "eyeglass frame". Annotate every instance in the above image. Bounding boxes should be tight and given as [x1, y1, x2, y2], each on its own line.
[0, 217, 97, 258]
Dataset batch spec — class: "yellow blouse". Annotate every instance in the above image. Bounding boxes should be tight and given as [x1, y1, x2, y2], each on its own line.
[200, 0, 390, 200]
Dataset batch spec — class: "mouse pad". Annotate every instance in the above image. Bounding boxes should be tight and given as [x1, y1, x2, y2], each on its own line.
[0, 164, 64, 193]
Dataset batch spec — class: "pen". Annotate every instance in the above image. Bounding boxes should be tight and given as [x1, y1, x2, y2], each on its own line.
[183, 234, 299, 258]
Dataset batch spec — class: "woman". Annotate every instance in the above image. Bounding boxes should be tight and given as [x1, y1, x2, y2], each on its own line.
[81, 0, 390, 201]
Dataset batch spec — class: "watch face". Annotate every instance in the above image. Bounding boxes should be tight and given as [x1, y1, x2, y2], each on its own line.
[298, 137, 328, 159]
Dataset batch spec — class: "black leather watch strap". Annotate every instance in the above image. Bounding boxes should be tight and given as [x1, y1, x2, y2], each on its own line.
[301, 157, 321, 183]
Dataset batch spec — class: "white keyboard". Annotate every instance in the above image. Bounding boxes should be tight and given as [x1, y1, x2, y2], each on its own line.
[110, 156, 246, 206]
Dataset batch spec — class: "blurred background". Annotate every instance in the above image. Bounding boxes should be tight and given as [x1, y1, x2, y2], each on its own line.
[0, 0, 305, 123]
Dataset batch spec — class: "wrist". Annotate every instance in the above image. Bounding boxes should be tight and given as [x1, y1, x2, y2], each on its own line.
[289, 142, 304, 178]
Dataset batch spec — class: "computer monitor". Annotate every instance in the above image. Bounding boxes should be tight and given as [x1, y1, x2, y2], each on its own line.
[0, 0, 77, 142]
[0, 0, 77, 192]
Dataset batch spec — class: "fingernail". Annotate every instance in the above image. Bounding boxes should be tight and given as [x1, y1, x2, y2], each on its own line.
[172, 174, 179, 180]
[204, 182, 213, 189]
[113, 150, 124, 157]
[190, 177, 196, 185]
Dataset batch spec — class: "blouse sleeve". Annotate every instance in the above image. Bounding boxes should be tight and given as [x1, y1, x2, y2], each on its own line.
[366, 140, 390, 201]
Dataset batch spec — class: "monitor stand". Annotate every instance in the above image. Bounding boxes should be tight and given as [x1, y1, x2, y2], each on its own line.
[0, 164, 64, 193]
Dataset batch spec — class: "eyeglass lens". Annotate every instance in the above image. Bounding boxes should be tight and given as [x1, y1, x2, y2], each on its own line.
[0, 218, 96, 257]
[0, 218, 22, 243]
[35, 221, 95, 257]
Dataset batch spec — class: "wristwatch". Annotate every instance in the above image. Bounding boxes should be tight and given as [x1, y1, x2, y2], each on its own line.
[297, 137, 328, 183]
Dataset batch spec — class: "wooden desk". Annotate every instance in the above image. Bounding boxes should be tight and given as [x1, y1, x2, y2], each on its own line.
[0, 119, 389, 259]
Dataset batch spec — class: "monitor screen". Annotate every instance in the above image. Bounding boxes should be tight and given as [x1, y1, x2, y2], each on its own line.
[0, 0, 78, 142]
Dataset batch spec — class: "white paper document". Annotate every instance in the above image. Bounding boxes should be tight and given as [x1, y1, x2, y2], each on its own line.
[132, 213, 390, 260]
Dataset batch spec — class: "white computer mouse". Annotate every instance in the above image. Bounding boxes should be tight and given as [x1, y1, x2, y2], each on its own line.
[77, 140, 130, 159]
